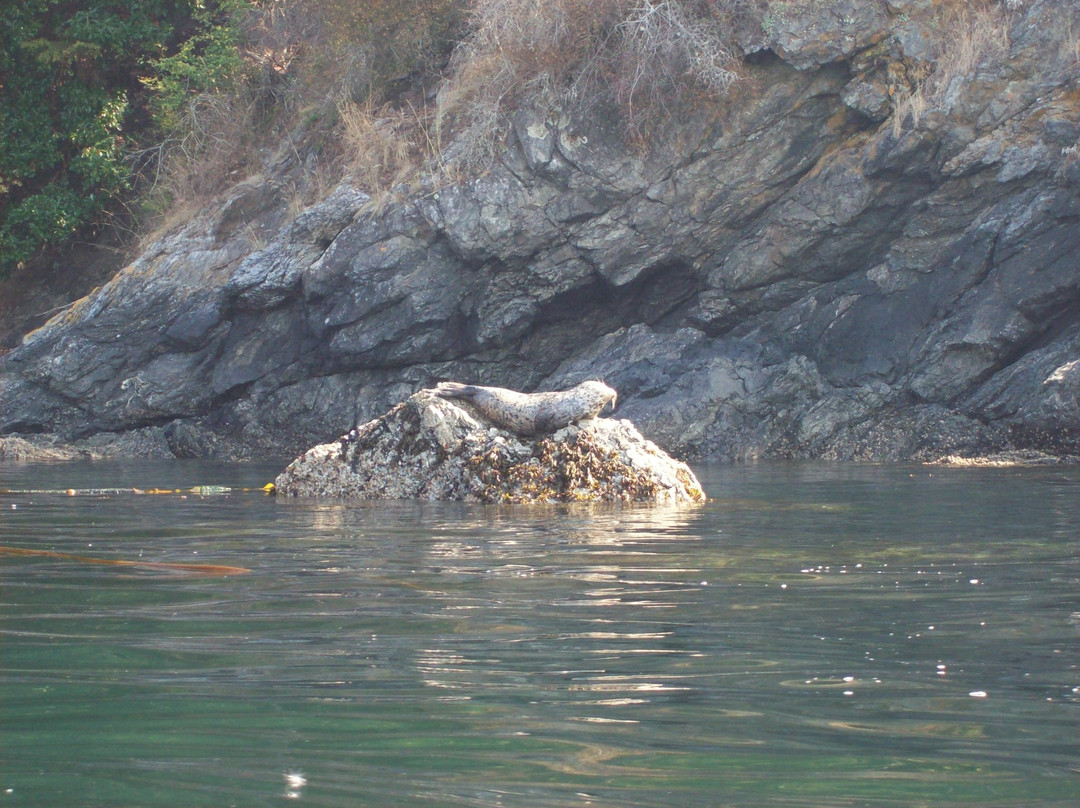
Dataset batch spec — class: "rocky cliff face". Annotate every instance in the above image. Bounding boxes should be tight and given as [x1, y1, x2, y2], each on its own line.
[2, 0, 1078, 462]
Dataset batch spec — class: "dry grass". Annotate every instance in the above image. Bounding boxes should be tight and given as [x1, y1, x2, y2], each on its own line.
[438, 0, 744, 172]
[285, 155, 340, 220]
[892, 0, 1011, 136]
[133, 91, 264, 244]
[139, 1, 467, 229]
[137, 1, 753, 223]
[338, 102, 416, 192]
[165, 94, 261, 198]
[436, 0, 624, 171]
[933, 1, 1011, 88]
[611, 0, 740, 116]
[891, 83, 929, 137]
[1061, 11, 1080, 71]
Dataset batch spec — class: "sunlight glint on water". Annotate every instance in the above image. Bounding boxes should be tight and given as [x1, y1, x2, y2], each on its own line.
[1, 460, 1078, 807]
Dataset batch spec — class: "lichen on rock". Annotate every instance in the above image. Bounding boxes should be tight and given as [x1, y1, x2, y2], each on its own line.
[274, 389, 705, 504]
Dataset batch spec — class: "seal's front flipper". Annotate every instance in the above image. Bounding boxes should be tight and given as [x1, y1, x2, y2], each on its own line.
[433, 382, 476, 399]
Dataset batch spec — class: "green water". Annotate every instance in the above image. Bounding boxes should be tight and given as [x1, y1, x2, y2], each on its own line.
[1, 460, 1077, 807]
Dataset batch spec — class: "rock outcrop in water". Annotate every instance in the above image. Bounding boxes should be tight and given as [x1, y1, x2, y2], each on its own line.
[1, 1, 1078, 463]
[0, 436, 86, 462]
[274, 388, 706, 503]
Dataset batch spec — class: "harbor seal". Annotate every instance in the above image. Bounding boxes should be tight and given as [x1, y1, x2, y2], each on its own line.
[432, 381, 617, 436]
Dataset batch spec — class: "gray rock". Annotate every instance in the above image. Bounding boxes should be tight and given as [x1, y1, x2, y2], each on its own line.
[763, 1, 887, 71]
[841, 75, 892, 122]
[892, 19, 935, 63]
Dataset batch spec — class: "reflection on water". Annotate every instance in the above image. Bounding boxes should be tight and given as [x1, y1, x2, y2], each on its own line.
[1, 460, 1078, 807]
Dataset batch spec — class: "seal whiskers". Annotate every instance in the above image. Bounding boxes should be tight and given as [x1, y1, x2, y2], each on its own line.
[432, 381, 617, 436]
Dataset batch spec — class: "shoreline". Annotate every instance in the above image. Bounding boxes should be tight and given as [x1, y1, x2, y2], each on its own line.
[3, 432, 1076, 468]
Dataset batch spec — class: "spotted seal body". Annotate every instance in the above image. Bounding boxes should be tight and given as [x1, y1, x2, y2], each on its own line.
[432, 381, 617, 436]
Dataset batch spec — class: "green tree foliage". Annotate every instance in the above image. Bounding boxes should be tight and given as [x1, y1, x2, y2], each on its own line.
[142, 0, 248, 131]
[0, 0, 249, 276]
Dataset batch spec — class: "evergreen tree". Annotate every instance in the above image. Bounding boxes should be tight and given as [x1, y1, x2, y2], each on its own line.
[0, 0, 247, 276]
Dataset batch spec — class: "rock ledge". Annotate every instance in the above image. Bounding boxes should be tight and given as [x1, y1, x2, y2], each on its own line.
[275, 389, 705, 503]
[928, 450, 1080, 468]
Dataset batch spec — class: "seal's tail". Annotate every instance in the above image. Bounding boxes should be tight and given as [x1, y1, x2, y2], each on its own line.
[433, 381, 478, 400]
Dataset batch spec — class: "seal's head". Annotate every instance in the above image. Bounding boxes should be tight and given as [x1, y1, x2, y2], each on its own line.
[579, 380, 617, 417]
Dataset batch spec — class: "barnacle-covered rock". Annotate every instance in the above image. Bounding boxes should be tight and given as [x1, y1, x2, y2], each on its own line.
[274, 389, 705, 504]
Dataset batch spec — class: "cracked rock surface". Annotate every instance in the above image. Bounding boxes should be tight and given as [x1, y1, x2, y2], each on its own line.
[1, 0, 1078, 463]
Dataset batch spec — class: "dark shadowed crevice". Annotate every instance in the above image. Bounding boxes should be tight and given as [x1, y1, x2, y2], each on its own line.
[517, 260, 704, 376]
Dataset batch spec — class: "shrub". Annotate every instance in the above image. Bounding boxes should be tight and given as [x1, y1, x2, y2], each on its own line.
[142, 1, 250, 132]
[243, 0, 467, 107]
[611, 0, 740, 116]
[147, 1, 468, 216]
[0, 1, 252, 277]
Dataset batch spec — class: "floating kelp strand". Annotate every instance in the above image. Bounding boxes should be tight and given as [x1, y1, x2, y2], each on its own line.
[0, 484, 274, 497]
[0, 545, 251, 576]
